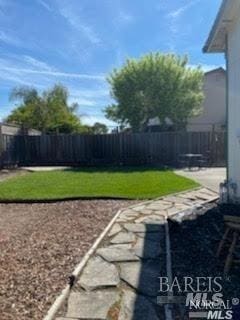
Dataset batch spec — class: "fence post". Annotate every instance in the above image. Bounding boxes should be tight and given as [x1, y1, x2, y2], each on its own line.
[211, 127, 216, 165]
[119, 133, 123, 164]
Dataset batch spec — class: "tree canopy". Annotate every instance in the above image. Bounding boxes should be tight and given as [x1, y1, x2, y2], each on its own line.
[91, 122, 108, 134]
[105, 53, 204, 131]
[80, 122, 108, 135]
[7, 84, 83, 134]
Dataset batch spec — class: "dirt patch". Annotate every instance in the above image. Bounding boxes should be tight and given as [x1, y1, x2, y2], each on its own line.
[0, 199, 138, 320]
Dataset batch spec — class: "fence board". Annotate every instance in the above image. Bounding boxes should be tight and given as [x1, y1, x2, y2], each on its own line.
[0, 131, 226, 168]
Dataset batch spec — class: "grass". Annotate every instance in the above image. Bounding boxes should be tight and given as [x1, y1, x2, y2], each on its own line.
[0, 166, 199, 201]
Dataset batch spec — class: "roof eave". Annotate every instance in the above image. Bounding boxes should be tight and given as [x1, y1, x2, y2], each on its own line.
[203, 0, 229, 53]
[203, 45, 226, 54]
[204, 67, 226, 75]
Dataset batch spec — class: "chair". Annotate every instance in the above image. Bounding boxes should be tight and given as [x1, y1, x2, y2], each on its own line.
[217, 215, 240, 274]
[178, 155, 188, 169]
[198, 151, 211, 168]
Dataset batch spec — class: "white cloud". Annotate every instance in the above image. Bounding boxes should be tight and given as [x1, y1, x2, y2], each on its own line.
[167, 5, 189, 19]
[0, 66, 105, 81]
[0, 70, 33, 87]
[109, 1, 135, 30]
[165, 0, 201, 48]
[0, 54, 104, 82]
[71, 88, 109, 99]
[166, 0, 200, 19]
[57, 1, 101, 45]
[81, 114, 116, 127]
[23, 55, 54, 71]
[0, 31, 39, 51]
[118, 11, 134, 25]
[0, 55, 110, 121]
[0, 109, 12, 121]
[36, 0, 52, 12]
[69, 97, 97, 107]
[79, 24, 101, 45]
[0, 31, 22, 46]
[69, 88, 110, 108]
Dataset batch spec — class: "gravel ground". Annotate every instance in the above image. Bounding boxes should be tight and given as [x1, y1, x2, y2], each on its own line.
[0, 200, 138, 320]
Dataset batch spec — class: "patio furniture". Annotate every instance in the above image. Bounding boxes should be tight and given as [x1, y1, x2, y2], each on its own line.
[197, 151, 211, 168]
[178, 153, 203, 170]
[217, 215, 240, 274]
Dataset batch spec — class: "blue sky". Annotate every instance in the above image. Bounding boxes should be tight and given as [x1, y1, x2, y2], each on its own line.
[0, 0, 224, 127]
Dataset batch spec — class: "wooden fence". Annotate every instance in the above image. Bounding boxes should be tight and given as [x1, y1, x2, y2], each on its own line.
[0, 131, 226, 168]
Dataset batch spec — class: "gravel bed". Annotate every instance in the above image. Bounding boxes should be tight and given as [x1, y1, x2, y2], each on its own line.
[0, 200, 138, 320]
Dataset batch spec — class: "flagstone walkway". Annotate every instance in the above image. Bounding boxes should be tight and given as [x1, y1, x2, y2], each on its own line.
[54, 188, 218, 320]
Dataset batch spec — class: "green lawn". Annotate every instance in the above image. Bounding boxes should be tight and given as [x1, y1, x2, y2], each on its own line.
[0, 167, 199, 201]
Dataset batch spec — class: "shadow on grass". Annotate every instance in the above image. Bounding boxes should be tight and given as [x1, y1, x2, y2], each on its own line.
[63, 165, 168, 174]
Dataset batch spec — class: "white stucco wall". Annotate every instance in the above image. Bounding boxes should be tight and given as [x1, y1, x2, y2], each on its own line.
[187, 69, 226, 132]
[227, 15, 240, 202]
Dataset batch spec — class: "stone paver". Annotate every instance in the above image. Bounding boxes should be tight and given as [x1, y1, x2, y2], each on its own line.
[146, 200, 172, 210]
[109, 243, 133, 249]
[66, 290, 119, 319]
[110, 231, 135, 244]
[119, 290, 159, 320]
[131, 204, 148, 212]
[54, 187, 218, 320]
[56, 318, 76, 320]
[97, 247, 139, 262]
[108, 223, 122, 237]
[135, 208, 155, 215]
[133, 237, 161, 259]
[136, 231, 163, 242]
[123, 223, 163, 233]
[120, 260, 162, 297]
[163, 195, 192, 205]
[79, 257, 120, 291]
[135, 215, 165, 224]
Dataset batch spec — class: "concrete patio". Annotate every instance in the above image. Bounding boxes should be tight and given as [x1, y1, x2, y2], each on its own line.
[175, 167, 226, 192]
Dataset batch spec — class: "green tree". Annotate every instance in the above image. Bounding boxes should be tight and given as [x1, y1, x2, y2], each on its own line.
[105, 53, 204, 131]
[7, 84, 83, 133]
[78, 122, 108, 135]
[91, 122, 108, 134]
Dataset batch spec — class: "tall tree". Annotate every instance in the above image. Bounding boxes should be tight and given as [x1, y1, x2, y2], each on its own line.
[91, 122, 108, 134]
[7, 84, 83, 133]
[105, 53, 204, 131]
[79, 122, 108, 134]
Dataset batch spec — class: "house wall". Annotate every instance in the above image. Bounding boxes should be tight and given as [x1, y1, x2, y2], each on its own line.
[187, 69, 226, 132]
[227, 15, 240, 202]
[0, 124, 21, 135]
[0, 123, 41, 136]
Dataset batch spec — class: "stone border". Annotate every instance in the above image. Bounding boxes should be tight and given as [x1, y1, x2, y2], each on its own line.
[44, 208, 123, 320]
[164, 222, 173, 320]
[44, 187, 218, 320]
[163, 191, 219, 320]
